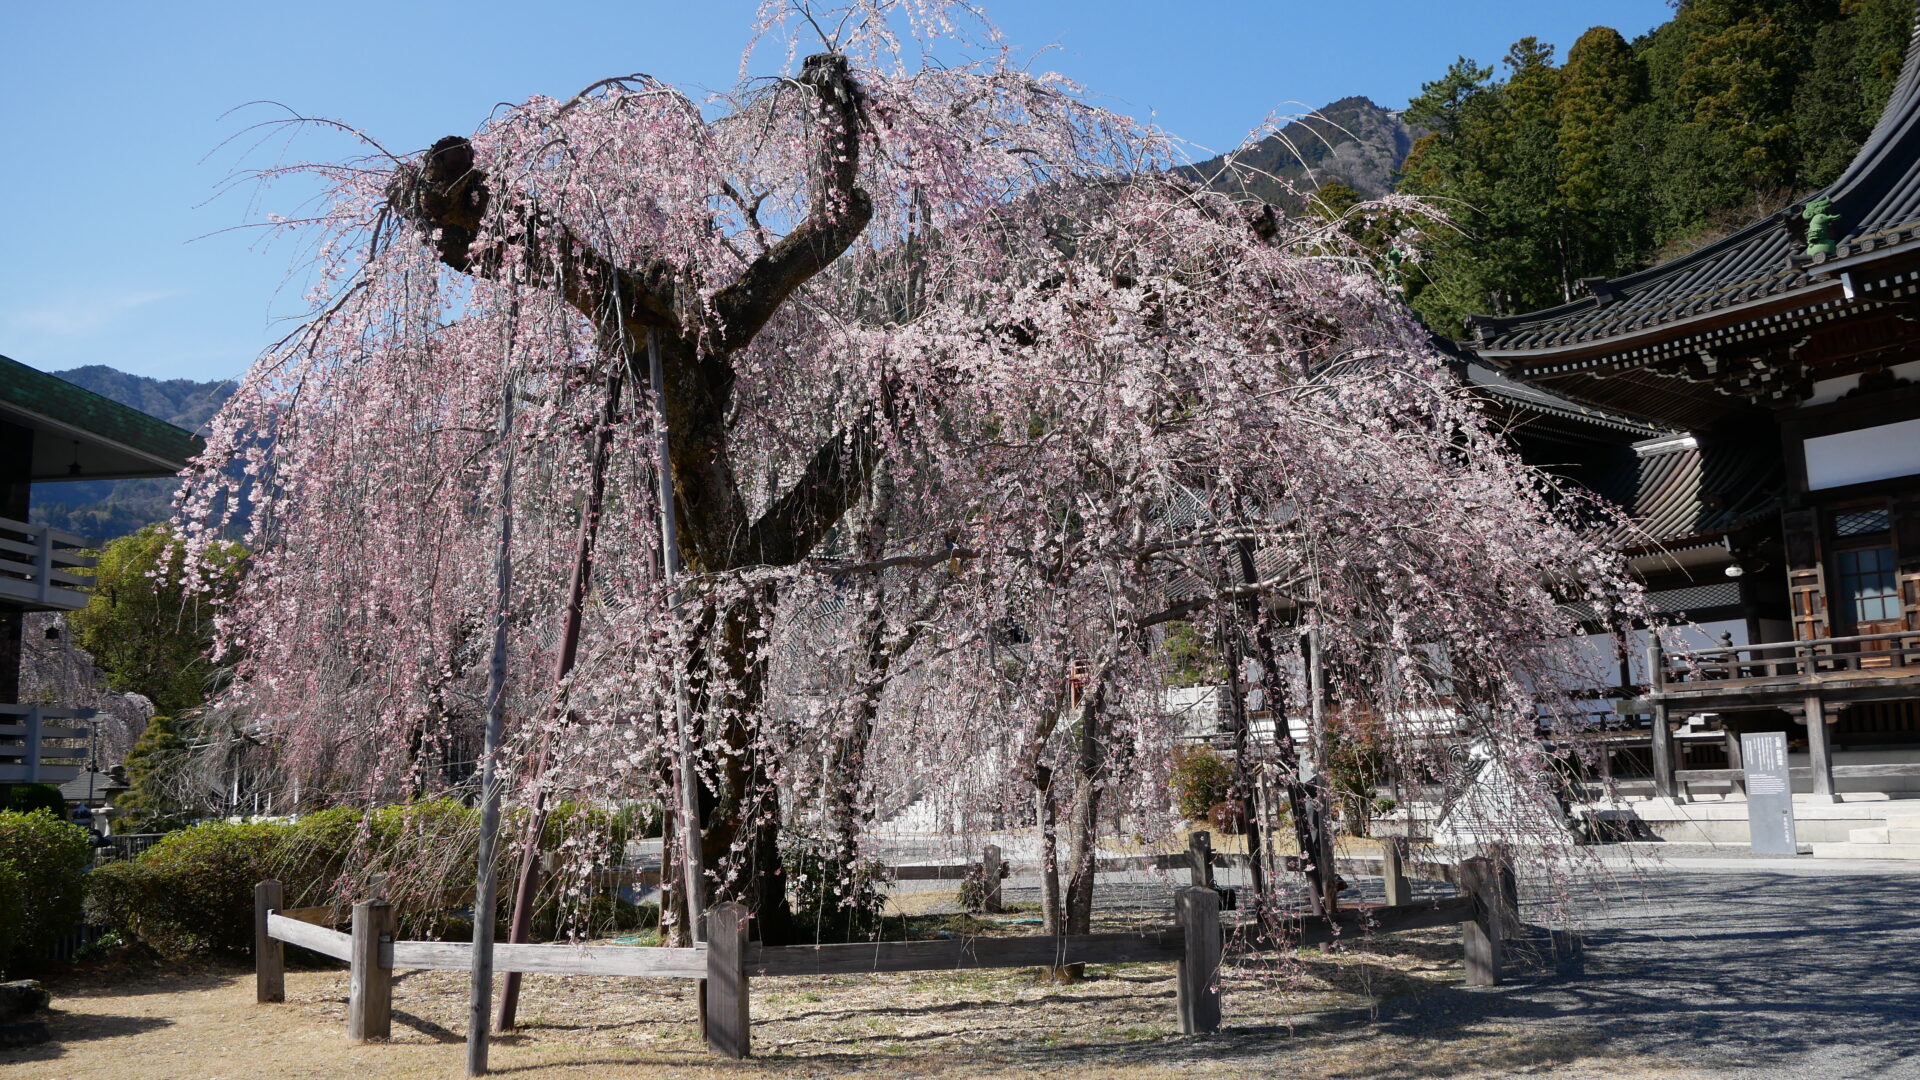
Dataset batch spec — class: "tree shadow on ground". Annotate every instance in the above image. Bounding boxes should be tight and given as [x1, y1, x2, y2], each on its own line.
[0, 1010, 173, 1066]
[757, 869, 1920, 1078]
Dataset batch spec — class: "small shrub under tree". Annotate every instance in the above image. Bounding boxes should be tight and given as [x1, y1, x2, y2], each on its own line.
[1170, 745, 1237, 824]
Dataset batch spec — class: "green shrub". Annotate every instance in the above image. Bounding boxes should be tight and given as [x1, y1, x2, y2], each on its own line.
[612, 802, 664, 840]
[1170, 745, 1236, 823]
[4, 784, 67, 818]
[533, 893, 657, 941]
[782, 831, 888, 943]
[89, 820, 288, 957]
[958, 858, 1008, 914]
[0, 810, 95, 974]
[85, 799, 644, 957]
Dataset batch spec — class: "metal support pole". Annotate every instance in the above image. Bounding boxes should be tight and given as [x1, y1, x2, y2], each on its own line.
[466, 374, 517, 1078]
[650, 329, 707, 943]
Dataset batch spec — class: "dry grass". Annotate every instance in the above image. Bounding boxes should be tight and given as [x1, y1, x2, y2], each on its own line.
[3, 929, 1715, 1080]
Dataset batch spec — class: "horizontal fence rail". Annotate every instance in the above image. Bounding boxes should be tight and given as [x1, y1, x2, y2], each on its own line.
[387, 939, 708, 978]
[266, 912, 352, 962]
[746, 930, 1185, 977]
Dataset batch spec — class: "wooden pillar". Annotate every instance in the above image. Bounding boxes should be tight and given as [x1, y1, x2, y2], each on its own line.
[1496, 853, 1520, 941]
[348, 900, 394, 1042]
[1648, 703, 1679, 801]
[0, 421, 29, 709]
[1724, 729, 1746, 797]
[1380, 840, 1410, 908]
[1646, 637, 1679, 801]
[704, 902, 751, 1059]
[1803, 694, 1838, 804]
[1188, 830, 1214, 890]
[255, 880, 285, 1004]
[1175, 886, 1222, 1034]
[981, 844, 1004, 914]
[1459, 856, 1504, 987]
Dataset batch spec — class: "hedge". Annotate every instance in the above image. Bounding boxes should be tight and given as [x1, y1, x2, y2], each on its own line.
[0, 810, 95, 975]
[89, 821, 285, 957]
[89, 799, 643, 958]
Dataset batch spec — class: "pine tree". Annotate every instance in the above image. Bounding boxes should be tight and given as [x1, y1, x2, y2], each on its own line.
[116, 714, 188, 833]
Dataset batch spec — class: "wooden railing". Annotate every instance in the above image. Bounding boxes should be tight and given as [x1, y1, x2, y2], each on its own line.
[0, 703, 92, 784]
[0, 516, 94, 610]
[1657, 630, 1920, 693]
[256, 854, 1515, 1059]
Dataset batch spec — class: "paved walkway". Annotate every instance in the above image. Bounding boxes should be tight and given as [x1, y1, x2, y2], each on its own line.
[1372, 858, 1920, 1079]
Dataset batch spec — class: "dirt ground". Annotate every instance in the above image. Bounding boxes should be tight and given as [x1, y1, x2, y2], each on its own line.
[2, 930, 1713, 1080]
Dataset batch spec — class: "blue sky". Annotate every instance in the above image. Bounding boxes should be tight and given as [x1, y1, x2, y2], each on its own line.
[0, 1, 1672, 385]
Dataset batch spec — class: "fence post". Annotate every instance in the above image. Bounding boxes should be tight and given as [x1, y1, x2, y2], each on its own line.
[348, 900, 394, 1041]
[255, 880, 285, 1004]
[1496, 853, 1519, 940]
[1380, 840, 1410, 908]
[1175, 886, 1222, 1034]
[1188, 830, 1214, 889]
[982, 844, 1004, 914]
[1459, 856, 1504, 987]
[704, 902, 750, 1059]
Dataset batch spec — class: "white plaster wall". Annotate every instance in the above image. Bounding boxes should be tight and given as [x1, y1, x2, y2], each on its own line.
[1804, 416, 1920, 489]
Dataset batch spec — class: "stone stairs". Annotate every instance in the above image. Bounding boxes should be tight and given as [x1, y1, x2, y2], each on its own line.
[1809, 822, 1920, 860]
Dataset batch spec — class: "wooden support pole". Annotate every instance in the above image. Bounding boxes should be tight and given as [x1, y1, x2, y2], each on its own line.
[255, 879, 284, 1004]
[1175, 886, 1223, 1034]
[1380, 841, 1410, 908]
[1724, 729, 1746, 797]
[1459, 856, 1503, 987]
[1188, 830, 1214, 890]
[1645, 636, 1679, 801]
[349, 900, 394, 1042]
[1804, 694, 1838, 803]
[982, 844, 1004, 914]
[704, 902, 751, 1060]
[1648, 703, 1678, 801]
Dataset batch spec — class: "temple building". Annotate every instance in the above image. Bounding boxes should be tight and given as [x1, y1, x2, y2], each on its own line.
[1461, 16, 1920, 852]
[0, 354, 199, 794]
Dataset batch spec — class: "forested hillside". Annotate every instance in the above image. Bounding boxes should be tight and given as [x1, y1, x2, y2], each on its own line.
[28, 366, 232, 540]
[1400, 0, 1914, 335]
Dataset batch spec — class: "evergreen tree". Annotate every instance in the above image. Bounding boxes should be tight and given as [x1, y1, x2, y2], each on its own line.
[116, 713, 189, 833]
[1400, 1, 1911, 334]
[69, 524, 245, 717]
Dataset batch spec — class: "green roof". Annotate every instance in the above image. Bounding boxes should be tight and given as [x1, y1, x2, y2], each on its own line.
[0, 354, 203, 480]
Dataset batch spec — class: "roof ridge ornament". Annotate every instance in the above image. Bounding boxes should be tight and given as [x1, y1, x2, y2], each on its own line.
[1802, 196, 1842, 258]
[1579, 277, 1621, 305]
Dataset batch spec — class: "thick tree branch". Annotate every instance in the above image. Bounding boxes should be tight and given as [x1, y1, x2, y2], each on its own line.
[708, 53, 874, 352]
[745, 407, 881, 565]
[391, 137, 682, 335]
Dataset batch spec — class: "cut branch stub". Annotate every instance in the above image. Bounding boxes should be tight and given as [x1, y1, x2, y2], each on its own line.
[407, 136, 489, 272]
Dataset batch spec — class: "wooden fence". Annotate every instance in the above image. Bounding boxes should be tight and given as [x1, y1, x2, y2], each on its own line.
[254, 848, 1515, 1061]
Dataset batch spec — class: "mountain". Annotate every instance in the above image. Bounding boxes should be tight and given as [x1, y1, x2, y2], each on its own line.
[1180, 96, 1421, 207]
[28, 366, 235, 542]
